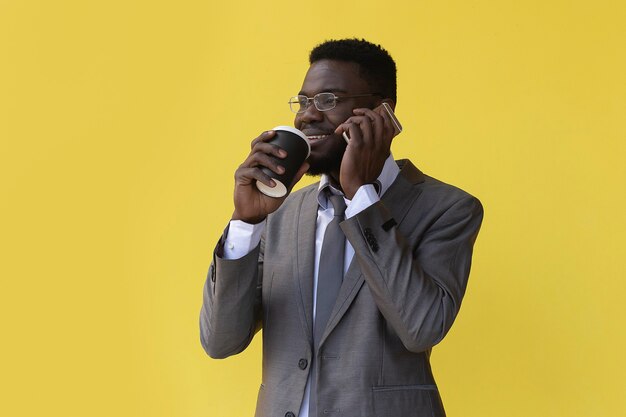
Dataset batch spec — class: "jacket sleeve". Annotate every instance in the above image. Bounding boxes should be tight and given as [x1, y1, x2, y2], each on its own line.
[199, 230, 264, 359]
[340, 195, 484, 353]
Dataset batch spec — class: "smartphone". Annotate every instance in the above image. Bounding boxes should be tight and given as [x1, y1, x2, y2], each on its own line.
[342, 102, 403, 143]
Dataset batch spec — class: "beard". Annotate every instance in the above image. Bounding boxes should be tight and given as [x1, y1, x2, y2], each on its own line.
[305, 134, 347, 177]
[306, 152, 344, 176]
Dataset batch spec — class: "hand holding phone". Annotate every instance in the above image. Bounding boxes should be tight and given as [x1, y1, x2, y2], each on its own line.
[342, 102, 402, 143]
[334, 104, 401, 198]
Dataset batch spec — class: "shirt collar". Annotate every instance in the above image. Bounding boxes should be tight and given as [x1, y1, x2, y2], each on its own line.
[316, 152, 400, 209]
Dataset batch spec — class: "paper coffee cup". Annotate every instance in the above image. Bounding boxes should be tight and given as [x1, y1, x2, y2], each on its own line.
[256, 126, 310, 198]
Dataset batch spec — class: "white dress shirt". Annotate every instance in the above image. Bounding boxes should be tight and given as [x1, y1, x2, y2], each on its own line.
[222, 154, 400, 417]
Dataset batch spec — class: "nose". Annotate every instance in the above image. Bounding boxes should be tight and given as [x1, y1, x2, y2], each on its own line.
[296, 101, 324, 126]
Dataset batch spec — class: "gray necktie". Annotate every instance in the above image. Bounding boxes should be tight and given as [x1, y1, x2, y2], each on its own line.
[310, 192, 346, 417]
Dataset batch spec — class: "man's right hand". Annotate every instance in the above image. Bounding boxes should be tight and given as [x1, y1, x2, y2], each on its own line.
[232, 130, 310, 224]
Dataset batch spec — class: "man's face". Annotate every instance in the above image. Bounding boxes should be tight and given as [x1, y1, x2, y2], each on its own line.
[295, 59, 378, 176]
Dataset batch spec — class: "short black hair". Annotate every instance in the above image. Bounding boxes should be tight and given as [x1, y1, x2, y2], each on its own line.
[309, 38, 397, 102]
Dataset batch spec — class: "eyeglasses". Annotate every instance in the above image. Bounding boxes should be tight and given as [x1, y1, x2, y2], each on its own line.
[288, 92, 379, 114]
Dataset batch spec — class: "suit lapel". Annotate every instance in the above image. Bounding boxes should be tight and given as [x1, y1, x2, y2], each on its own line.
[293, 187, 318, 345]
[318, 259, 365, 347]
[319, 160, 426, 347]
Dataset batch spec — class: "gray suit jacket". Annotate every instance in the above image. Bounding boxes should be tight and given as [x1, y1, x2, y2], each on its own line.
[200, 160, 483, 417]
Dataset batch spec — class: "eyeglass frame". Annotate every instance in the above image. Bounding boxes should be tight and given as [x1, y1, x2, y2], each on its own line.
[288, 92, 381, 114]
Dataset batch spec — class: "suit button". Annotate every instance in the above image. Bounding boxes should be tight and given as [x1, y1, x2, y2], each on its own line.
[298, 358, 308, 370]
[285, 412, 295, 417]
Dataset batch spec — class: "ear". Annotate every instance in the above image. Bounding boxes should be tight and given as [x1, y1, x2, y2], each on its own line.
[379, 98, 396, 111]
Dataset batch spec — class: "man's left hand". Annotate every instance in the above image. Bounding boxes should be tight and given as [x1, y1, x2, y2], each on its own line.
[334, 106, 396, 199]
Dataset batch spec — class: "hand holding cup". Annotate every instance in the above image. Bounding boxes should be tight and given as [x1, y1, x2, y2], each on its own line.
[232, 127, 310, 224]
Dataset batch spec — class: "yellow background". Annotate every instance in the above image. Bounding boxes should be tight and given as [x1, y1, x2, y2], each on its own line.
[1, 0, 625, 416]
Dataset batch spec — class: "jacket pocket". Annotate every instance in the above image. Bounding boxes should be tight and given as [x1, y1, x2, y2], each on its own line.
[372, 385, 444, 417]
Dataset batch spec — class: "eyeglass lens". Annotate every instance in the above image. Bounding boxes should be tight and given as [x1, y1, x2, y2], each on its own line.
[289, 93, 336, 113]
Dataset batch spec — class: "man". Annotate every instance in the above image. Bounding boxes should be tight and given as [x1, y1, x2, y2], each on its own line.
[200, 38, 483, 417]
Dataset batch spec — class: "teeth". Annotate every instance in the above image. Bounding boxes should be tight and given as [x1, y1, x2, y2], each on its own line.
[307, 135, 329, 140]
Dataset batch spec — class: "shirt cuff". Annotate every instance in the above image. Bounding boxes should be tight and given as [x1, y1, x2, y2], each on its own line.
[345, 184, 380, 219]
[222, 220, 265, 259]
